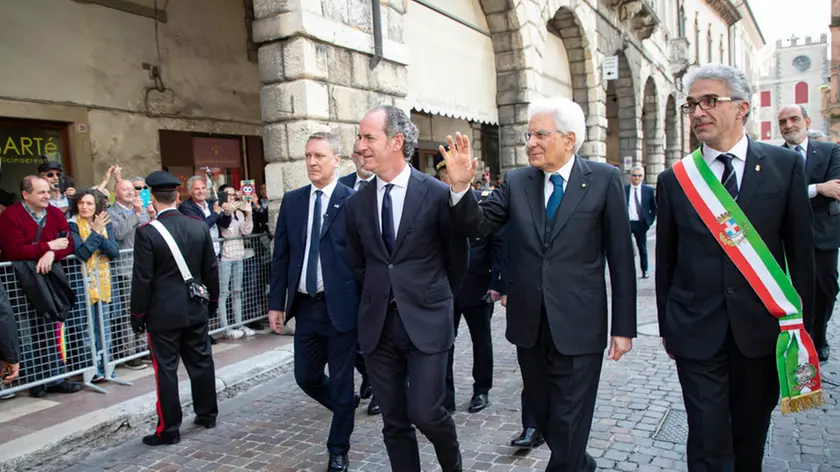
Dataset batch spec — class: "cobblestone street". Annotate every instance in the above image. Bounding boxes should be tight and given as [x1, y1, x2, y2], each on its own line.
[53, 269, 840, 472]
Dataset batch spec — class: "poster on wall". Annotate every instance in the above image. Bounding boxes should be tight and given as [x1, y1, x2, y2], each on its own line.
[0, 122, 69, 196]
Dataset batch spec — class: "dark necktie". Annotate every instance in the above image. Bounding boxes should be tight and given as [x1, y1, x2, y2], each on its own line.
[381, 184, 396, 255]
[794, 144, 806, 163]
[717, 154, 739, 200]
[545, 174, 565, 222]
[357, 179, 369, 191]
[305, 190, 322, 294]
[634, 187, 642, 218]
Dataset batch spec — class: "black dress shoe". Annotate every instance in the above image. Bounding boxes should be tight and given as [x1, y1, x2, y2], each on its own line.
[818, 344, 830, 362]
[328, 453, 349, 471]
[641, 272, 649, 279]
[510, 427, 544, 449]
[584, 452, 597, 472]
[468, 393, 489, 413]
[46, 381, 82, 394]
[142, 432, 180, 446]
[29, 386, 46, 398]
[367, 397, 381, 416]
[194, 417, 216, 429]
[360, 377, 373, 400]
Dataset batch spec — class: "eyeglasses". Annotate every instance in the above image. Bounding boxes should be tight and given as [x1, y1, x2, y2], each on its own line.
[44, 172, 61, 178]
[134, 186, 148, 191]
[680, 96, 741, 114]
[631, 174, 644, 178]
[524, 130, 565, 141]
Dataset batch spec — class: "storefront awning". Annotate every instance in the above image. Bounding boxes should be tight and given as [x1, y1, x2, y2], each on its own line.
[404, 1, 499, 125]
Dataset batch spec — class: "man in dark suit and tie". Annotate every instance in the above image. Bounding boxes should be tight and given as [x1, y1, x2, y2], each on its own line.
[778, 104, 840, 361]
[441, 96, 637, 472]
[625, 165, 657, 278]
[345, 105, 468, 472]
[268, 132, 359, 472]
[338, 141, 379, 416]
[130, 171, 220, 446]
[657, 65, 814, 470]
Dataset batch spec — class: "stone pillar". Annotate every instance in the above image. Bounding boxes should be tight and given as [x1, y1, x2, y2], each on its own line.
[252, 0, 409, 207]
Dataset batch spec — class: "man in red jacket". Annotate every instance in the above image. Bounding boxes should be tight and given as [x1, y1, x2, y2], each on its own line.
[0, 176, 80, 397]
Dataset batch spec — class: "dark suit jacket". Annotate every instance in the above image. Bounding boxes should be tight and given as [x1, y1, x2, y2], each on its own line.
[338, 172, 358, 189]
[451, 156, 637, 355]
[269, 182, 359, 333]
[625, 184, 657, 227]
[345, 167, 469, 355]
[797, 140, 840, 250]
[457, 189, 504, 307]
[130, 210, 220, 333]
[178, 198, 232, 230]
[656, 139, 815, 360]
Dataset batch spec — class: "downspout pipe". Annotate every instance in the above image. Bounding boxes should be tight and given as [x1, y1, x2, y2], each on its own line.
[370, 1, 383, 69]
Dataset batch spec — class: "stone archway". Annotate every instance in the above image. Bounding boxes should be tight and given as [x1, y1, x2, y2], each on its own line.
[480, 0, 533, 171]
[665, 94, 681, 167]
[543, 5, 602, 161]
[642, 77, 664, 182]
[605, 52, 638, 171]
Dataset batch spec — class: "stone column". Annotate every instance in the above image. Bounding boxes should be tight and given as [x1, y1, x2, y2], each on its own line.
[252, 0, 409, 208]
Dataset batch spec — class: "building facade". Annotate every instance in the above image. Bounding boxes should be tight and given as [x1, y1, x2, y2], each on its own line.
[0, 0, 764, 205]
[821, 0, 840, 142]
[758, 34, 830, 144]
[0, 0, 266, 198]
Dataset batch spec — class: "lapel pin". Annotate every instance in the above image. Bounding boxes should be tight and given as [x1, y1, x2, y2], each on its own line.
[581, 182, 587, 188]
[755, 165, 761, 172]
[333, 204, 339, 208]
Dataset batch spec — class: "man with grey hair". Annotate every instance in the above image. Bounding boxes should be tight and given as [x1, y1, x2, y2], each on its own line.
[345, 105, 469, 472]
[179, 175, 231, 255]
[268, 132, 359, 472]
[808, 129, 827, 141]
[626, 164, 656, 278]
[778, 104, 840, 361]
[657, 64, 814, 469]
[443, 96, 637, 472]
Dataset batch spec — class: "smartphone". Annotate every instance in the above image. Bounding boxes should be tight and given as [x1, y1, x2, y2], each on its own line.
[218, 192, 228, 205]
[140, 189, 151, 208]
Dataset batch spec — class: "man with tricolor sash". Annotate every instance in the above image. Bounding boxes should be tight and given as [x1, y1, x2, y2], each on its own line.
[656, 64, 819, 471]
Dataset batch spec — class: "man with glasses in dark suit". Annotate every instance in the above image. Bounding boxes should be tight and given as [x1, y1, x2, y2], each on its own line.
[625, 165, 657, 279]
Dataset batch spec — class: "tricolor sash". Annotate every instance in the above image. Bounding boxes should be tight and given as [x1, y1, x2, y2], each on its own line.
[672, 148, 822, 414]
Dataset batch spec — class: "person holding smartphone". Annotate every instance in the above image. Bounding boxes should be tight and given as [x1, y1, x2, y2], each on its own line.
[217, 185, 254, 339]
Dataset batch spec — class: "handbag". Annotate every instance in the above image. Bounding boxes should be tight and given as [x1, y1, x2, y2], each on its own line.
[148, 220, 210, 305]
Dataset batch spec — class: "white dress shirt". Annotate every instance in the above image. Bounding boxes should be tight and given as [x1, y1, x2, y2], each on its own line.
[298, 179, 338, 294]
[198, 201, 221, 255]
[542, 156, 575, 207]
[702, 133, 749, 191]
[628, 184, 642, 221]
[354, 174, 375, 191]
[785, 137, 818, 199]
[376, 163, 412, 236]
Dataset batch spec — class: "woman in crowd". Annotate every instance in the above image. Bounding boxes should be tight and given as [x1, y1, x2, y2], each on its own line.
[217, 184, 255, 339]
[69, 189, 120, 381]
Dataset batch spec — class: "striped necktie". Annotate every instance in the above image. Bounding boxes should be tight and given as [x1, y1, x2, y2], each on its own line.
[716, 153, 739, 200]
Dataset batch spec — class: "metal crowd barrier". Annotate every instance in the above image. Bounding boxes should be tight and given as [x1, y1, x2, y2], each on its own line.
[0, 233, 273, 397]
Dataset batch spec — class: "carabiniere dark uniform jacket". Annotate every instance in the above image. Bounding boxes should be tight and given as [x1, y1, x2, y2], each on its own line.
[130, 210, 220, 332]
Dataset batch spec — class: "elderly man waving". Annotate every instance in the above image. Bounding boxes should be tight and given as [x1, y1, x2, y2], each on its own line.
[443, 96, 637, 472]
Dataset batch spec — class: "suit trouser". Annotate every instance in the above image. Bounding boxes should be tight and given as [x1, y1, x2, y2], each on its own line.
[444, 301, 494, 408]
[520, 388, 537, 429]
[813, 248, 839, 348]
[293, 294, 356, 455]
[147, 322, 218, 438]
[674, 328, 778, 472]
[630, 220, 649, 273]
[364, 307, 462, 472]
[517, 310, 602, 472]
